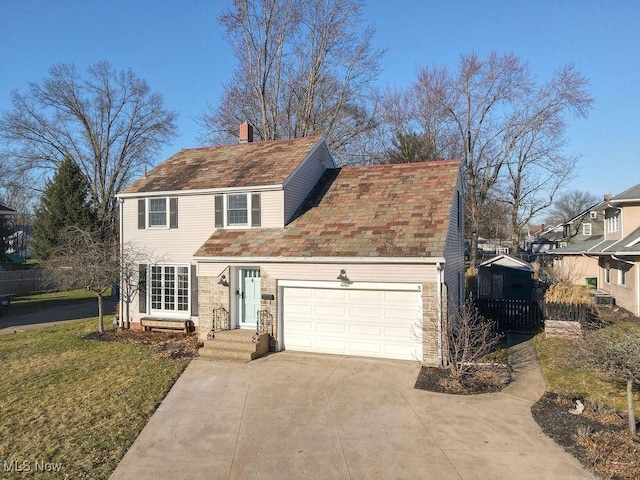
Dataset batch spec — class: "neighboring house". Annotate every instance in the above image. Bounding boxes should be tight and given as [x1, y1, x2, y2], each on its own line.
[529, 224, 564, 253]
[477, 254, 535, 300]
[559, 202, 605, 245]
[554, 184, 640, 315]
[117, 124, 465, 365]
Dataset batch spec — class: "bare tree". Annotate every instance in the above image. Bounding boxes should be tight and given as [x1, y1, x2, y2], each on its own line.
[580, 323, 640, 434]
[545, 189, 600, 224]
[0, 61, 178, 238]
[202, 0, 383, 155]
[380, 53, 593, 264]
[447, 298, 503, 378]
[44, 226, 120, 333]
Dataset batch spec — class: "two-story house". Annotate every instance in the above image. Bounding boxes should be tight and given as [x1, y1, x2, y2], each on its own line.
[117, 124, 465, 365]
[554, 183, 640, 315]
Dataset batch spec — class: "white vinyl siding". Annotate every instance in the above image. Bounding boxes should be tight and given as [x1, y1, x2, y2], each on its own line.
[283, 141, 331, 223]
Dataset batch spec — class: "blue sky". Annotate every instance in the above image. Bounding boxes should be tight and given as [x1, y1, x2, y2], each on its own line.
[1, 0, 638, 199]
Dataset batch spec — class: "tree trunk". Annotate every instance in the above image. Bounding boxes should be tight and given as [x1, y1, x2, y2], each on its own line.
[97, 293, 104, 333]
[627, 379, 637, 434]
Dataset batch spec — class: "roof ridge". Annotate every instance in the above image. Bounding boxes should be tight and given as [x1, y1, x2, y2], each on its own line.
[341, 159, 460, 170]
[179, 135, 324, 153]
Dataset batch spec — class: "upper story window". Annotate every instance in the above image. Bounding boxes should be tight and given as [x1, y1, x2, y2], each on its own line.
[582, 223, 592, 236]
[227, 194, 248, 225]
[589, 211, 597, 219]
[138, 197, 178, 229]
[149, 199, 167, 227]
[215, 193, 261, 228]
[606, 210, 620, 234]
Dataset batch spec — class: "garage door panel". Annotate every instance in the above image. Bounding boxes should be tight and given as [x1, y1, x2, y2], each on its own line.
[315, 322, 347, 334]
[348, 306, 382, 319]
[286, 320, 313, 332]
[315, 305, 347, 316]
[283, 286, 423, 361]
[315, 289, 346, 300]
[347, 290, 383, 301]
[316, 339, 346, 350]
[348, 324, 382, 336]
[349, 342, 383, 354]
[286, 304, 313, 315]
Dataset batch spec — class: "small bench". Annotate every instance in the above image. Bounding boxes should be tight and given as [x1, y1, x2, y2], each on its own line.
[140, 318, 194, 333]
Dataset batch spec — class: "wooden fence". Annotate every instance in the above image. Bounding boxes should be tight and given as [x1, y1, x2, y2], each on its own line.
[0, 269, 45, 295]
[474, 298, 544, 333]
[475, 298, 592, 334]
[544, 302, 589, 323]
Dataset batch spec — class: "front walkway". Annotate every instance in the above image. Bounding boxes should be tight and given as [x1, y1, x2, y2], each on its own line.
[110, 339, 594, 480]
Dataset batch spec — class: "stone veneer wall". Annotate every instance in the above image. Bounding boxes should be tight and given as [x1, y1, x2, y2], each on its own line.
[421, 282, 444, 366]
[259, 269, 278, 342]
[197, 267, 232, 341]
[545, 320, 582, 338]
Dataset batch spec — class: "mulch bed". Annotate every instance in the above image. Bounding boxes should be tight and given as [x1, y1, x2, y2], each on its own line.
[414, 364, 512, 395]
[532, 392, 640, 480]
[85, 328, 203, 359]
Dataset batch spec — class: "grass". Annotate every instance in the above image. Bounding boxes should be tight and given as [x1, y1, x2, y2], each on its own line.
[7, 289, 106, 316]
[0, 317, 190, 479]
[534, 324, 640, 418]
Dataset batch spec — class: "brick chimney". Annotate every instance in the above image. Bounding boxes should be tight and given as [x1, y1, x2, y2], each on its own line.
[603, 193, 612, 201]
[239, 122, 253, 143]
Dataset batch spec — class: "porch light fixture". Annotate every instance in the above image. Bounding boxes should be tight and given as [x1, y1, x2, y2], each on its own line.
[218, 274, 229, 287]
[337, 269, 351, 283]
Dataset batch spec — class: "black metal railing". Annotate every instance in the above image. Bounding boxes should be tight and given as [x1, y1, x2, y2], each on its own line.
[207, 306, 230, 339]
[253, 309, 273, 344]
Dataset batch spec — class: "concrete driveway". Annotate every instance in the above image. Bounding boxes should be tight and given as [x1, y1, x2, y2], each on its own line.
[110, 343, 593, 480]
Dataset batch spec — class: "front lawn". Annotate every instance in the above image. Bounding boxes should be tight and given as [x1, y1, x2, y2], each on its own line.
[534, 324, 640, 417]
[0, 317, 190, 479]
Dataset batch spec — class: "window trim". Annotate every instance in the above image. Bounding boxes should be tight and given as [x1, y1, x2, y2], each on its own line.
[148, 263, 191, 317]
[215, 193, 261, 229]
[607, 211, 620, 234]
[227, 193, 249, 226]
[140, 197, 178, 229]
[618, 261, 626, 286]
[582, 222, 592, 236]
[148, 198, 168, 228]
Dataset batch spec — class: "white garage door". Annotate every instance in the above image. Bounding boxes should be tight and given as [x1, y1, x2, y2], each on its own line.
[282, 285, 423, 361]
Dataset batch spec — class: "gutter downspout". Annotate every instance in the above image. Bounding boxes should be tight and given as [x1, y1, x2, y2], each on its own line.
[436, 262, 444, 367]
[119, 198, 125, 329]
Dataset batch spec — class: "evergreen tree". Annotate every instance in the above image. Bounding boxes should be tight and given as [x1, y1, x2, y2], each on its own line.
[32, 157, 96, 259]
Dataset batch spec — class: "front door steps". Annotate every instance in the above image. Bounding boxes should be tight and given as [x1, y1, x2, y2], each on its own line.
[198, 329, 269, 363]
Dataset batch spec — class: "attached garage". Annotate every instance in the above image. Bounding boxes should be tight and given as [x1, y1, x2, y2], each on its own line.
[280, 281, 423, 361]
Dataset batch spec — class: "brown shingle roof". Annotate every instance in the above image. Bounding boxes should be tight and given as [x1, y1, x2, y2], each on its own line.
[121, 136, 324, 193]
[194, 160, 461, 259]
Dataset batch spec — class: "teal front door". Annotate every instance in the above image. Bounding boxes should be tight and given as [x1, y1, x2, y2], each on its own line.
[240, 269, 261, 328]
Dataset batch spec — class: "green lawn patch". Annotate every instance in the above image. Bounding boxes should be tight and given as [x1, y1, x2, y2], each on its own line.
[0, 317, 190, 479]
[534, 325, 640, 418]
[7, 289, 105, 316]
